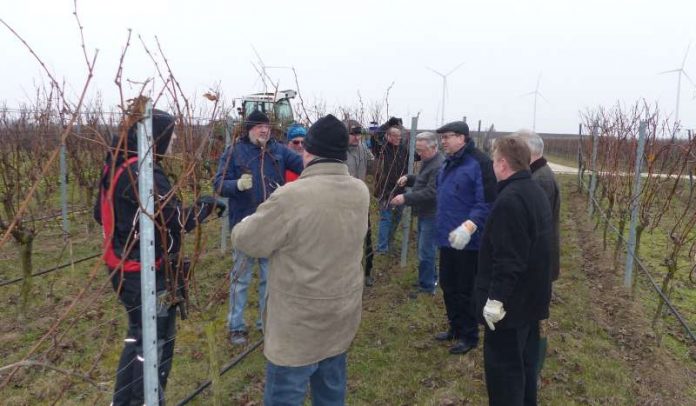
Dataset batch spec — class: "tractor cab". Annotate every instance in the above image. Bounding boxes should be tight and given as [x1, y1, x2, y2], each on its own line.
[235, 89, 297, 138]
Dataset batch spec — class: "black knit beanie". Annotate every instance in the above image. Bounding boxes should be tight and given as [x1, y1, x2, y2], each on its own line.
[305, 114, 349, 161]
[246, 110, 270, 132]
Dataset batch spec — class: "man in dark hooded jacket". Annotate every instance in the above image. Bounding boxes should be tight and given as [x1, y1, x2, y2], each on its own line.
[94, 109, 222, 406]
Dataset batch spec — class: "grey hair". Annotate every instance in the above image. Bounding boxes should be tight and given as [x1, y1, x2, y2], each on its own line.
[513, 129, 544, 157]
[416, 131, 438, 149]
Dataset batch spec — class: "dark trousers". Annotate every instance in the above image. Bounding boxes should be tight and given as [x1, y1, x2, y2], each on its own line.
[110, 270, 177, 406]
[439, 247, 478, 345]
[484, 320, 540, 406]
[364, 217, 373, 277]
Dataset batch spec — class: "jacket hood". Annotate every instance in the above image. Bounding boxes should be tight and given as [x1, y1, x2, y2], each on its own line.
[109, 109, 175, 164]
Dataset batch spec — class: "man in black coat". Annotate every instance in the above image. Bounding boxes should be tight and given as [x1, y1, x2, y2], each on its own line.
[518, 129, 561, 379]
[474, 136, 552, 406]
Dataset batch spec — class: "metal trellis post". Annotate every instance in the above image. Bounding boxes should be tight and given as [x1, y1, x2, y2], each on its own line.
[587, 125, 599, 216]
[624, 121, 647, 288]
[220, 117, 232, 253]
[60, 129, 69, 236]
[400, 117, 418, 268]
[137, 100, 160, 406]
[577, 123, 583, 187]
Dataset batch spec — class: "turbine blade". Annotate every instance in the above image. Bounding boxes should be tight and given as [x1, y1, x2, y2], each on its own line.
[539, 93, 551, 105]
[681, 42, 691, 69]
[659, 69, 681, 74]
[426, 66, 445, 77]
[682, 70, 696, 86]
[520, 91, 536, 97]
[445, 62, 465, 76]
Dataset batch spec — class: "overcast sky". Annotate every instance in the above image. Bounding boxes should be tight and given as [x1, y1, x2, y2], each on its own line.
[2, 0, 696, 133]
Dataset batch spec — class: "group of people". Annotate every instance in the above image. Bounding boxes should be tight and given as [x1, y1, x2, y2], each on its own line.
[96, 107, 560, 406]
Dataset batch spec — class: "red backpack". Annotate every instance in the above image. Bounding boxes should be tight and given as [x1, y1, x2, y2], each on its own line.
[99, 157, 163, 272]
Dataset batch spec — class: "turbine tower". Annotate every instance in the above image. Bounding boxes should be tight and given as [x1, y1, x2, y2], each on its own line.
[659, 43, 694, 136]
[427, 62, 464, 126]
[522, 73, 549, 132]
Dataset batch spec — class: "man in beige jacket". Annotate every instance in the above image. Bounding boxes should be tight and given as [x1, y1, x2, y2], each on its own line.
[231, 114, 370, 405]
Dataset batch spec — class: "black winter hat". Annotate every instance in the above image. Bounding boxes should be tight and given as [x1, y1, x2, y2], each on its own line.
[245, 110, 270, 132]
[436, 120, 469, 137]
[117, 108, 175, 161]
[305, 114, 349, 161]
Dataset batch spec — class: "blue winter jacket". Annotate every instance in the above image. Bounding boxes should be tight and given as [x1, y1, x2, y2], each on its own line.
[435, 140, 497, 249]
[213, 137, 304, 228]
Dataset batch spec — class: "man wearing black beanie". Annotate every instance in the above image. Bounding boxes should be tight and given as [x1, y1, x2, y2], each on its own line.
[231, 114, 370, 405]
[214, 109, 304, 346]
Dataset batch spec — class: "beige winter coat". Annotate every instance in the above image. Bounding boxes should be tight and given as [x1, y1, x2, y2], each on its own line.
[230, 161, 370, 366]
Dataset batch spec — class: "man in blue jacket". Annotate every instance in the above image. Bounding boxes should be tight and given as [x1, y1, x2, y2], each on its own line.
[213, 110, 304, 345]
[434, 121, 497, 355]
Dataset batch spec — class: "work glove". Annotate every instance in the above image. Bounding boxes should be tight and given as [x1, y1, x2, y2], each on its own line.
[448, 220, 477, 250]
[397, 175, 408, 187]
[237, 173, 253, 191]
[196, 195, 227, 218]
[483, 298, 506, 331]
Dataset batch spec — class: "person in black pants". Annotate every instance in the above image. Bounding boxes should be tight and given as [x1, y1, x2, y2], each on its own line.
[475, 136, 552, 406]
[434, 121, 497, 354]
[94, 109, 223, 405]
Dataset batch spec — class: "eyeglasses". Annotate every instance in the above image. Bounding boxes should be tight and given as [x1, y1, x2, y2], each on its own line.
[349, 127, 363, 135]
[291, 140, 304, 145]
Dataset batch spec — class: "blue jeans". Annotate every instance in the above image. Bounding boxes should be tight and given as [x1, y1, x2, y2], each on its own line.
[417, 216, 437, 292]
[264, 352, 347, 406]
[228, 250, 269, 332]
[376, 206, 403, 253]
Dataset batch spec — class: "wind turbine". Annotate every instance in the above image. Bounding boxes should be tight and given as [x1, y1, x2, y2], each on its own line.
[427, 62, 464, 126]
[522, 73, 549, 132]
[659, 43, 694, 136]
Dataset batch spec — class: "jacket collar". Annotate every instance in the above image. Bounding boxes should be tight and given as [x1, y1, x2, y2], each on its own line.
[530, 156, 548, 173]
[299, 161, 349, 179]
[445, 139, 475, 166]
[240, 136, 277, 149]
[497, 169, 531, 192]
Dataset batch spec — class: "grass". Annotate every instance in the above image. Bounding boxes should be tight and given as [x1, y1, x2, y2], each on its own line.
[1, 175, 694, 405]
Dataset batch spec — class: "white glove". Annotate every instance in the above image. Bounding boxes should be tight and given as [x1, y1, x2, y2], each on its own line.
[397, 175, 408, 187]
[237, 174, 253, 191]
[483, 299, 506, 331]
[448, 220, 477, 250]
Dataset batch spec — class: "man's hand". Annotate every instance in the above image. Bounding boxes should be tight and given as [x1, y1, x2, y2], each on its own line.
[390, 194, 405, 206]
[196, 195, 226, 219]
[397, 175, 408, 187]
[448, 220, 477, 250]
[483, 299, 506, 331]
[237, 174, 253, 191]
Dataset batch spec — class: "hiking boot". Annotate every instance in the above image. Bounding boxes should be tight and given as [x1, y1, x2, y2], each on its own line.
[229, 330, 248, 345]
[365, 275, 375, 287]
[449, 340, 477, 355]
[434, 330, 455, 342]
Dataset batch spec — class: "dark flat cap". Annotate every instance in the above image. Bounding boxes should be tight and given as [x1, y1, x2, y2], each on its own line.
[436, 121, 469, 136]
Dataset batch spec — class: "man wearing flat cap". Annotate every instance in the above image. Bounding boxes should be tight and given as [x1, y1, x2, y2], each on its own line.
[345, 119, 376, 286]
[231, 114, 370, 405]
[434, 120, 497, 355]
